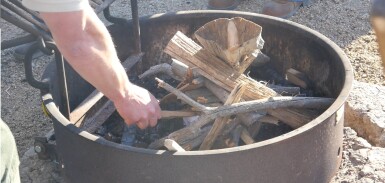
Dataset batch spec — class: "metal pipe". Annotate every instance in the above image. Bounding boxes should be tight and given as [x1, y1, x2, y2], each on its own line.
[130, 0, 141, 54]
[1, 0, 49, 32]
[1, 7, 52, 41]
[54, 48, 71, 120]
[1, 34, 36, 50]
[8, 0, 42, 21]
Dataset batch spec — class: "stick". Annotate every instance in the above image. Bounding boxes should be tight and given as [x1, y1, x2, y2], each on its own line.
[199, 82, 247, 150]
[160, 110, 199, 119]
[156, 78, 214, 112]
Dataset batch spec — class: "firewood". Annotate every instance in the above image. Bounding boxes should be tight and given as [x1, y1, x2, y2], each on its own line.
[148, 96, 334, 149]
[138, 63, 175, 79]
[251, 51, 270, 67]
[194, 17, 264, 71]
[165, 31, 276, 100]
[160, 110, 199, 119]
[286, 68, 310, 89]
[248, 121, 262, 138]
[240, 126, 256, 144]
[181, 126, 211, 151]
[238, 111, 265, 127]
[164, 139, 186, 152]
[184, 88, 221, 104]
[257, 115, 280, 125]
[267, 108, 320, 129]
[71, 53, 143, 126]
[156, 78, 214, 112]
[199, 82, 247, 150]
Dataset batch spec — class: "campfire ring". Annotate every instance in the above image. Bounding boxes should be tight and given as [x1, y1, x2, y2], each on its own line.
[41, 10, 353, 183]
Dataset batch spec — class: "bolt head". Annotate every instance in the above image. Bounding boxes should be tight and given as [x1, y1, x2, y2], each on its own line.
[34, 145, 42, 153]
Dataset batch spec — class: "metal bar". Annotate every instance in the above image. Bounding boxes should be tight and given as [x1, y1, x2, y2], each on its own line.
[2, 0, 49, 32]
[1, 34, 36, 50]
[55, 51, 71, 120]
[1, 7, 52, 41]
[94, 0, 117, 14]
[8, 0, 42, 21]
[130, 0, 141, 54]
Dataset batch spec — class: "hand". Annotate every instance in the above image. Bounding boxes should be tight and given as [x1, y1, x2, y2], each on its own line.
[113, 84, 161, 129]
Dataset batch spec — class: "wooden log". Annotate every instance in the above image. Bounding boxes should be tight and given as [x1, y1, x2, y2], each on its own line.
[267, 108, 320, 129]
[194, 17, 264, 70]
[181, 126, 211, 151]
[240, 126, 256, 144]
[160, 110, 199, 119]
[251, 51, 270, 67]
[258, 115, 280, 125]
[165, 31, 276, 100]
[248, 120, 262, 138]
[199, 82, 247, 150]
[286, 68, 310, 89]
[138, 63, 176, 80]
[164, 139, 186, 152]
[70, 53, 143, 126]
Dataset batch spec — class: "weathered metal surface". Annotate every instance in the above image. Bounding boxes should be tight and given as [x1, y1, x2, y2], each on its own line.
[41, 11, 353, 183]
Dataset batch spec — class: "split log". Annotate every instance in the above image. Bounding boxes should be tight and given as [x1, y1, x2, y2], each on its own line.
[164, 139, 186, 152]
[199, 82, 247, 150]
[148, 96, 334, 149]
[240, 126, 256, 145]
[267, 108, 321, 129]
[286, 68, 310, 89]
[257, 115, 280, 125]
[165, 31, 276, 100]
[160, 110, 199, 119]
[194, 17, 264, 71]
[71, 53, 143, 126]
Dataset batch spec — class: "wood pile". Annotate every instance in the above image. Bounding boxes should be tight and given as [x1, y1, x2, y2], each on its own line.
[68, 17, 335, 151]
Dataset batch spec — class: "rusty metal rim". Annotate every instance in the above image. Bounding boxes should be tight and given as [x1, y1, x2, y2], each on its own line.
[42, 10, 353, 156]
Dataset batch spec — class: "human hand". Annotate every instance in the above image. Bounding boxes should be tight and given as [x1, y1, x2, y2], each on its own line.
[113, 84, 161, 129]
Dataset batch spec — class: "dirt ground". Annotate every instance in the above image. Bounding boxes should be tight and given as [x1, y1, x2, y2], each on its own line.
[1, 0, 384, 182]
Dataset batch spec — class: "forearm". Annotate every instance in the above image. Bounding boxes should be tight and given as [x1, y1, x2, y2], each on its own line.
[40, 6, 130, 102]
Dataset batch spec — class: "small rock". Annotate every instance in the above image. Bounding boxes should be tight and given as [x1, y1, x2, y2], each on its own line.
[352, 137, 372, 150]
[358, 177, 375, 183]
[8, 61, 17, 67]
[359, 165, 374, 177]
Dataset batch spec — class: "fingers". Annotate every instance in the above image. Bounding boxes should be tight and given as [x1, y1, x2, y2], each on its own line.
[136, 119, 148, 129]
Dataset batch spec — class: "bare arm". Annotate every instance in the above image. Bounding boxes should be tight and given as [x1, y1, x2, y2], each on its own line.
[40, 6, 160, 129]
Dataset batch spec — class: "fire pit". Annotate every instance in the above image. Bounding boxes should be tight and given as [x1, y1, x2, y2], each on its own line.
[40, 10, 352, 183]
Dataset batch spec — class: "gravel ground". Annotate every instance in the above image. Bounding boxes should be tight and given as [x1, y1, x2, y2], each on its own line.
[1, 0, 384, 182]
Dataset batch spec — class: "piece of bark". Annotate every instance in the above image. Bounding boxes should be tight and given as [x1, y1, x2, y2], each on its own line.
[70, 53, 143, 126]
[286, 68, 310, 89]
[148, 96, 333, 149]
[164, 139, 186, 152]
[82, 100, 115, 132]
[199, 82, 247, 150]
[267, 108, 320, 129]
[165, 31, 276, 100]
